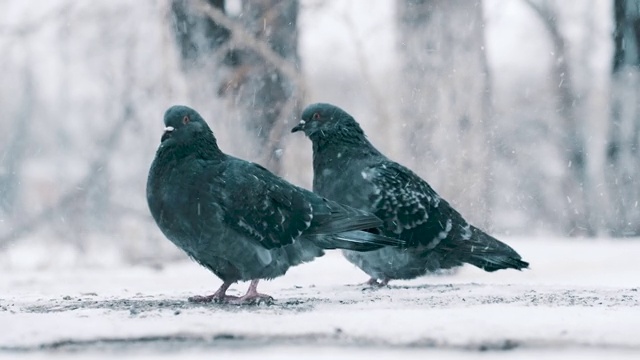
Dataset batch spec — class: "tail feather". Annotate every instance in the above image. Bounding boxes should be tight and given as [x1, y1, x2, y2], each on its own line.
[334, 230, 405, 248]
[308, 230, 405, 251]
[452, 226, 529, 272]
[308, 200, 384, 235]
[305, 199, 405, 251]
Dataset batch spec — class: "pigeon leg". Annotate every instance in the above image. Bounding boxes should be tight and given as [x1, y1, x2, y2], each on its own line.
[362, 278, 391, 287]
[232, 279, 274, 304]
[188, 281, 239, 303]
[365, 278, 382, 286]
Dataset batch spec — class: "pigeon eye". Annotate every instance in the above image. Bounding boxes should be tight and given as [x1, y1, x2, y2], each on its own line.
[182, 115, 190, 125]
[312, 113, 320, 120]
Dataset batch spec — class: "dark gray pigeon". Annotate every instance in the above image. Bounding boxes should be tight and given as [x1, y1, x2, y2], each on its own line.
[147, 105, 403, 303]
[292, 103, 529, 286]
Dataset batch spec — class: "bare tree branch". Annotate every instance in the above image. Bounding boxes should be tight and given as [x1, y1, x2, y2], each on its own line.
[0, 105, 135, 250]
[522, 0, 595, 236]
[191, 0, 305, 93]
[340, 11, 393, 139]
[0, 33, 139, 249]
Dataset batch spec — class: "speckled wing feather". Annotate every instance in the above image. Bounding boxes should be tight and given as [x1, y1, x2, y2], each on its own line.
[363, 160, 459, 249]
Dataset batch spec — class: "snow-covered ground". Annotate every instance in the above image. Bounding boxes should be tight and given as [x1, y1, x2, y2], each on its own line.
[1, 238, 639, 359]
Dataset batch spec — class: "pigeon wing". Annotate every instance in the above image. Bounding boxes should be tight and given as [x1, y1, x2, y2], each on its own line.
[219, 161, 315, 250]
[363, 161, 458, 249]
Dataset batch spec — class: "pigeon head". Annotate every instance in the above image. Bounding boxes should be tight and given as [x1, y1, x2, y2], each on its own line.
[161, 105, 214, 146]
[158, 105, 221, 158]
[291, 103, 365, 141]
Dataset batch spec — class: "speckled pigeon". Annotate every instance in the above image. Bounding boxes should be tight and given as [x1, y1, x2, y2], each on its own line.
[292, 103, 529, 286]
[147, 105, 404, 303]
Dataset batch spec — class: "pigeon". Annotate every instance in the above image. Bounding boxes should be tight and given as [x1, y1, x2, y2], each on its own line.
[147, 105, 404, 303]
[292, 103, 529, 286]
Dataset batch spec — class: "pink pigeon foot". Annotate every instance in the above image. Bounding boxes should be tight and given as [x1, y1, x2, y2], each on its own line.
[188, 281, 239, 303]
[229, 279, 274, 305]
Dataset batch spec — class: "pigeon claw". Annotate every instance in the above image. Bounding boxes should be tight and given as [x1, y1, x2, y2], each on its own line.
[230, 292, 274, 305]
[362, 277, 390, 288]
[187, 280, 274, 305]
[188, 281, 238, 303]
[228, 279, 275, 305]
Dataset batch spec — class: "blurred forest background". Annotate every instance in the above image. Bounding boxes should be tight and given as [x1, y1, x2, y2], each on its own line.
[0, 0, 638, 268]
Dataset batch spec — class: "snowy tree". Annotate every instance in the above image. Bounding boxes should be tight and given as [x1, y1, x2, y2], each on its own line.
[607, 0, 640, 236]
[396, 0, 494, 229]
[0, 59, 32, 218]
[170, 0, 301, 174]
[0, 0, 635, 268]
[0, 0, 304, 263]
[523, 0, 597, 237]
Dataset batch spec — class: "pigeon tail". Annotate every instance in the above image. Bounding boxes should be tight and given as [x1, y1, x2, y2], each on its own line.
[308, 230, 404, 252]
[453, 226, 529, 272]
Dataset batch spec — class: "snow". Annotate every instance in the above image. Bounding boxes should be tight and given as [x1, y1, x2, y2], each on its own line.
[0, 2, 638, 358]
[1, 238, 639, 358]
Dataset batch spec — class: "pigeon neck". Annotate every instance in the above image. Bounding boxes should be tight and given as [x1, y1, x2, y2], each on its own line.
[157, 135, 224, 162]
[193, 136, 225, 160]
[310, 127, 381, 165]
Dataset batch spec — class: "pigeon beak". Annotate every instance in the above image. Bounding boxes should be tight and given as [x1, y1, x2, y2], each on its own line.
[291, 120, 305, 133]
[161, 126, 175, 142]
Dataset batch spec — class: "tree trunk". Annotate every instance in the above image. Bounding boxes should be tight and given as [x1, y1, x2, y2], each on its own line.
[607, 0, 640, 236]
[231, 0, 299, 174]
[520, 1, 596, 237]
[0, 59, 32, 218]
[396, 0, 493, 229]
[169, 0, 232, 109]
[170, 0, 229, 70]
[169, 0, 299, 175]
